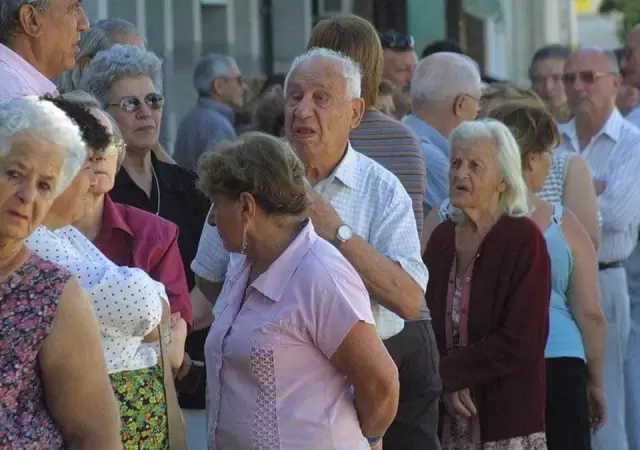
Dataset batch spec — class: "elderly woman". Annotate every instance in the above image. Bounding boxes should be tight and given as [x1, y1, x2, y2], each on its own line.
[0, 97, 121, 448]
[24, 96, 177, 448]
[200, 132, 399, 449]
[423, 119, 552, 448]
[64, 90, 190, 365]
[79, 43, 211, 440]
[428, 103, 608, 448]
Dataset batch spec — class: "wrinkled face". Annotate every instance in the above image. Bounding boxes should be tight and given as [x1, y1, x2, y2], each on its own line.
[0, 135, 64, 240]
[531, 58, 567, 109]
[47, 153, 97, 226]
[524, 149, 553, 194]
[621, 29, 640, 88]
[284, 58, 364, 170]
[376, 94, 395, 117]
[449, 137, 506, 212]
[383, 49, 417, 89]
[106, 75, 163, 152]
[563, 51, 620, 117]
[215, 64, 246, 109]
[87, 108, 121, 195]
[28, 0, 89, 77]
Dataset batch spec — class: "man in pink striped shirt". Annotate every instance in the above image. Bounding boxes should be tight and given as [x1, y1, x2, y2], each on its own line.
[0, 0, 89, 100]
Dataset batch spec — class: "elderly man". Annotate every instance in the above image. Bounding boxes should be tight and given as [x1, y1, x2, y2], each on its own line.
[404, 52, 482, 215]
[0, 0, 89, 99]
[192, 48, 427, 447]
[559, 47, 640, 450]
[174, 53, 246, 170]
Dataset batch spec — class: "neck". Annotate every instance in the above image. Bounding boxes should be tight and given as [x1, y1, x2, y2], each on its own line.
[72, 194, 105, 241]
[7, 38, 52, 78]
[413, 107, 455, 138]
[246, 218, 305, 278]
[575, 107, 613, 147]
[462, 204, 501, 236]
[305, 144, 347, 185]
[124, 148, 152, 173]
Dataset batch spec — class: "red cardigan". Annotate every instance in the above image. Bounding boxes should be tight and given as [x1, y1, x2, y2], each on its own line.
[423, 215, 551, 442]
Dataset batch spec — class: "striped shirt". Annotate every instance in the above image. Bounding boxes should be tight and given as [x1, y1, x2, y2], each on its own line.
[558, 109, 640, 263]
[350, 110, 426, 234]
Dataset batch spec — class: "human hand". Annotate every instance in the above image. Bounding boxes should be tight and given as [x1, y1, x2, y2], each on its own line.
[444, 389, 477, 418]
[303, 178, 342, 241]
[587, 381, 607, 431]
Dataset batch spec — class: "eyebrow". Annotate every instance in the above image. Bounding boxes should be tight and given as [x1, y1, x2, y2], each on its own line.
[7, 161, 57, 181]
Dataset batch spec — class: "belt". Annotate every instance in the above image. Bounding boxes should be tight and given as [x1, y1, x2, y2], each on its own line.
[599, 260, 625, 271]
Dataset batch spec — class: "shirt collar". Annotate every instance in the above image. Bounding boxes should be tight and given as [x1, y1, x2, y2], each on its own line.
[101, 194, 134, 238]
[0, 44, 57, 95]
[403, 114, 450, 154]
[327, 142, 359, 190]
[197, 97, 235, 124]
[239, 220, 317, 302]
[561, 108, 624, 149]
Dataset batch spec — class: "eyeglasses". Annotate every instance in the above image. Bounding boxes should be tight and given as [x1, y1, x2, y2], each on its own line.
[380, 30, 415, 51]
[462, 93, 484, 111]
[105, 93, 167, 113]
[562, 71, 617, 85]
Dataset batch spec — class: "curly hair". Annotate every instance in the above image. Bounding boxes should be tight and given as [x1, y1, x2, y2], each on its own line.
[198, 132, 309, 216]
[41, 95, 111, 152]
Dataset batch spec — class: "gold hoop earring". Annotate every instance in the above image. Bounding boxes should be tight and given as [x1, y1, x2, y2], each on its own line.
[241, 224, 248, 254]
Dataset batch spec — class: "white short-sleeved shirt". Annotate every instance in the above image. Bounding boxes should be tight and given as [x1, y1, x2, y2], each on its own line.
[193, 143, 428, 340]
[0, 44, 57, 100]
[26, 225, 168, 374]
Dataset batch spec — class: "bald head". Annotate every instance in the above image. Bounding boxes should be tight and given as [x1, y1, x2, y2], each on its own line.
[566, 47, 620, 74]
[410, 52, 482, 105]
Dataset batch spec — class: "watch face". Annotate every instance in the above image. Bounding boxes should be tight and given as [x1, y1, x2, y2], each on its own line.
[338, 225, 353, 241]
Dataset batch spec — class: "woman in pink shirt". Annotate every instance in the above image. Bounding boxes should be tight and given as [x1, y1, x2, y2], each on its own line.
[199, 132, 399, 449]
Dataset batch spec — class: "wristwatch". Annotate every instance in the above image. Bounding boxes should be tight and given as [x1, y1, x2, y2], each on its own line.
[332, 224, 354, 248]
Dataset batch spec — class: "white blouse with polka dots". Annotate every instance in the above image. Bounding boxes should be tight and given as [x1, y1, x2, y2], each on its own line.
[26, 225, 168, 374]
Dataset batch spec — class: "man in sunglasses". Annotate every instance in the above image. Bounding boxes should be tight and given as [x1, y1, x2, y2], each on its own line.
[0, 0, 89, 100]
[558, 47, 640, 450]
[380, 30, 417, 93]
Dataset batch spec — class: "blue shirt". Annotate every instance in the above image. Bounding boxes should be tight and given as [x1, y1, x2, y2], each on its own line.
[403, 114, 450, 214]
[173, 98, 237, 170]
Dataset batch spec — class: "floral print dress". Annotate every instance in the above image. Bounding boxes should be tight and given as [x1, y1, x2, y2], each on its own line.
[441, 261, 547, 450]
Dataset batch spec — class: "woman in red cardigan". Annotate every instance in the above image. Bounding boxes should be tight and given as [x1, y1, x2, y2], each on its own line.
[423, 119, 552, 449]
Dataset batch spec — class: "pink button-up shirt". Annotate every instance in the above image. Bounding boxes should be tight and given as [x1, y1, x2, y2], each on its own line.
[0, 44, 57, 100]
[205, 221, 374, 450]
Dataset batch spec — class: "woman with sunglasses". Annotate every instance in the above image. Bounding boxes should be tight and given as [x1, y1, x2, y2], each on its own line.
[80, 44, 212, 444]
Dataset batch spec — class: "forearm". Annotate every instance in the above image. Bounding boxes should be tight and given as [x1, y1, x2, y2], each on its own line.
[167, 318, 187, 369]
[191, 286, 214, 330]
[354, 379, 399, 438]
[340, 236, 423, 319]
[576, 311, 607, 384]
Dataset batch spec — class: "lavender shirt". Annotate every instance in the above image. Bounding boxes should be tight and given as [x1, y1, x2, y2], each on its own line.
[205, 221, 374, 449]
[0, 44, 57, 100]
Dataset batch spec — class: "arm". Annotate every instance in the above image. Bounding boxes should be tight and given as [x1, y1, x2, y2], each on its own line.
[439, 226, 551, 392]
[191, 283, 217, 330]
[563, 210, 607, 386]
[421, 202, 442, 254]
[562, 155, 600, 249]
[331, 322, 399, 437]
[39, 277, 122, 449]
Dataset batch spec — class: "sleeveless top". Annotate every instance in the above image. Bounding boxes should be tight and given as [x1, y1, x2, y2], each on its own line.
[0, 253, 71, 449]
[539, 150, 573, 204]
[437, 202, 584, 361]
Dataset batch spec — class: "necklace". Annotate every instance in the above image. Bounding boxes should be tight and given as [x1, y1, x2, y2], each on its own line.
[151, 165, 161, 216]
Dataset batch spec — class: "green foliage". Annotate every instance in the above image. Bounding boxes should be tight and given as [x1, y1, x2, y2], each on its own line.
[600, 0, 640, 42]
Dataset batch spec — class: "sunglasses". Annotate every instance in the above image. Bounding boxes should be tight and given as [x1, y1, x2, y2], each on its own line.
[562, 71, 616, 85]
[105, 93, 167, 113]
[101, 138, 126, 156]
[380, 31, 415, 51]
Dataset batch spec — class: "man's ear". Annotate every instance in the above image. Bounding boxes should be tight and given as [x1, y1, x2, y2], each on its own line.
[17, 4, 43, 38]
[350, 97, 366, 129]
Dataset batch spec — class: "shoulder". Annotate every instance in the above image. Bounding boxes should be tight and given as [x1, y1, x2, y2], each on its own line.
[117, 202, 180, 242]
[494, 216, 547, 256]
[351, 111, 421, 148]
[353, 150, 411, 200]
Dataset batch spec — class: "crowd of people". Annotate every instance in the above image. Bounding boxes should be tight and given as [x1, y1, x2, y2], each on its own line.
[2, 1, 640, 449]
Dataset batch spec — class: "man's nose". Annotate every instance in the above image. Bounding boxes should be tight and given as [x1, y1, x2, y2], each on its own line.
[77, 7, 90, 32]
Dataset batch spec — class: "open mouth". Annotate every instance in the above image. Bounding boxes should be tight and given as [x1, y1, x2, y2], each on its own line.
[293, 126, 316, 137]
[453, 185, 470, 193]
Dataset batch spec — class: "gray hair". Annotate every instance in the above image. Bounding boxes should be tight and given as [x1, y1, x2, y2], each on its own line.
[0, 0, 52, 45]
[0, 96, 87, 197]
[410, 52, 482, 105]
[79, 44, 163, 105]
[285, 47, 362, 100]
[193, 54, 237, 97]
[448, 119, 529, 219]
[59, 19, 146, 94]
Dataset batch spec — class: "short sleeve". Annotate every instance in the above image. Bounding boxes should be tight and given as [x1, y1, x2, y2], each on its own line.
[309, 269, 375, 360]
[191, 210, 231, 282]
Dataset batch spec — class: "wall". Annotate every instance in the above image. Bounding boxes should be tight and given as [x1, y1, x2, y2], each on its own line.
[406, 0, 446, 55]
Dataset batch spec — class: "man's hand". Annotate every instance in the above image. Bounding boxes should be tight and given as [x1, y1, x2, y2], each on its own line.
[304, 179, 342, 241]
[593, 179, 606, 196]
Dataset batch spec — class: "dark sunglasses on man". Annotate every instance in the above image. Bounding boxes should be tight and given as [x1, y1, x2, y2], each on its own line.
[379, 30, 415, 51]
[562, 71, 617, 85]
[105, 93, 167, 113]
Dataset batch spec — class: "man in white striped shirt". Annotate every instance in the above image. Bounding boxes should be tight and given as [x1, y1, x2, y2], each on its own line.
[558, 47, 640, 450]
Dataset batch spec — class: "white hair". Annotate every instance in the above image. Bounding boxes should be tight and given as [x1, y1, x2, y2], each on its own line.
[285, 47, 362, 100]
[0, 97, 88, 197]
[193, 54, 237, 97]
[79, 44, 163, 105]
[448, 119, 529, 219]
[410, 52, 482, 105]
